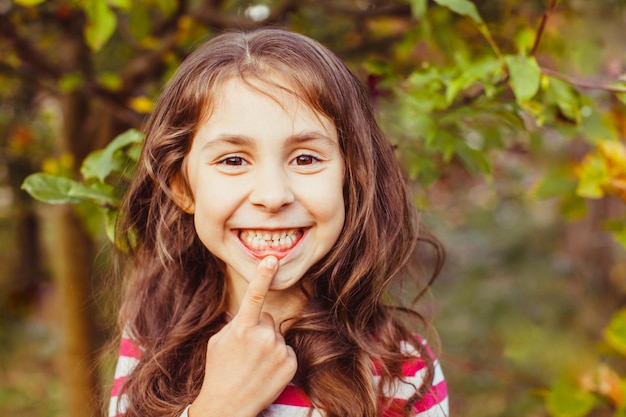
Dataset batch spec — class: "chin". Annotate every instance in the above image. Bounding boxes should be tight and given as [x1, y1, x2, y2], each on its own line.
[268, 270, 302, 291]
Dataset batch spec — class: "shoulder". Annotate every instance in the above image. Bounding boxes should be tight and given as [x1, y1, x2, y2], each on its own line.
[378, 338, 449, 417]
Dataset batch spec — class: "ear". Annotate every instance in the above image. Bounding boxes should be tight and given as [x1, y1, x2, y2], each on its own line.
[170, 174, 195, 214]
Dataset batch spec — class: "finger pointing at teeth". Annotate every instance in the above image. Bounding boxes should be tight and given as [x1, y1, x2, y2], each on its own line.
[233, 256, 278, 327]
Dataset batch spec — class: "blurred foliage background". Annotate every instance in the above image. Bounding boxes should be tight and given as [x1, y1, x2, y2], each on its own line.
[1, 0, 626, 416]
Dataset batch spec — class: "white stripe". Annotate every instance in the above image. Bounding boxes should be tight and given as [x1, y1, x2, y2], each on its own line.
[108, 394, 129, 417]
[179, 404, 192, 417]
[399, 340, 422, 356]
[264, 404, 324, 417]
[264, 396, 448, 417]
[114, 355, 140, 379]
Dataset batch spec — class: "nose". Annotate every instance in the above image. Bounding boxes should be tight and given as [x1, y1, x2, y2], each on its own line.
[248, 165, 295, 212]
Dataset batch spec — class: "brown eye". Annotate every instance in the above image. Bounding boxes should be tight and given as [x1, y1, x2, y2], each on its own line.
[222, 156, 245, 165]
[295, 155, 315, 165]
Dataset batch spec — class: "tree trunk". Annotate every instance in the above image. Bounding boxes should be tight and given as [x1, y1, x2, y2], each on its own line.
[47, 204, 101, 417]
[50, 20, 104, 416]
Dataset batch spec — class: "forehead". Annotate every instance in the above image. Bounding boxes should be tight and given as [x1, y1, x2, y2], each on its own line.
[206, 77, 334, 129]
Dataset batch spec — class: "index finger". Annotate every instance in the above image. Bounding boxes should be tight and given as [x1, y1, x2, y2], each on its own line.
[233, 256, 278, 326]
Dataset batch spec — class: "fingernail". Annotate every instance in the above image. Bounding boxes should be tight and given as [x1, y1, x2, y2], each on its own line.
[264, 256, 277, 268]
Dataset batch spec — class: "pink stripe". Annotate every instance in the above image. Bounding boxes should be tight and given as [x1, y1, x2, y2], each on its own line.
[119, 337, 142, 358]
[401, 357, 427, 377]
[111, 376, 127, 397]
[274, 384, 312, 407]
[372, 357, 427, 377]
[412, 380, 448, 412]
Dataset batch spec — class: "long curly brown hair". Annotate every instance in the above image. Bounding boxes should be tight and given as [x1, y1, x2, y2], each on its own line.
[115, 27, 445, 417]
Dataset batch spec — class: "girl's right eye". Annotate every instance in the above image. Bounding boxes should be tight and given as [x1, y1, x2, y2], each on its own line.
[219, 156, 247, 166]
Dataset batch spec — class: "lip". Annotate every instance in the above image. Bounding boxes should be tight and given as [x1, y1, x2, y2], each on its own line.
[232, 227, 309, 261]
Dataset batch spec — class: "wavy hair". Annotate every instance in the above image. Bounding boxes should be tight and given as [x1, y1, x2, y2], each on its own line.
[116, 27, 444, 417]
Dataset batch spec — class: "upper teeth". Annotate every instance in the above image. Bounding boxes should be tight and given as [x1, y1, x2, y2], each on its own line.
[239, 229, 300, 250]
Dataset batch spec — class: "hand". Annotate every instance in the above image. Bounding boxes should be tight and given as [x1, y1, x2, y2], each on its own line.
[189, 256, 298, 417]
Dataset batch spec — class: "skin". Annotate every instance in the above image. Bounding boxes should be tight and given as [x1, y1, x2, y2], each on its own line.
[182, 78, 346, 416]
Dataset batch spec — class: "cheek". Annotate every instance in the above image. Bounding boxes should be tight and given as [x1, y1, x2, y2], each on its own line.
[312, 187, 345, 237]
[192, 191, 234, 240]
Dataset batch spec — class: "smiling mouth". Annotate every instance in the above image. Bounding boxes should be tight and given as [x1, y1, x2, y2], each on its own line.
[238, 229, 304, 251]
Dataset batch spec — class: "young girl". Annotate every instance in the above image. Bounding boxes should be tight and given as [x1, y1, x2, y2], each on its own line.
[109, 27, 448, 417]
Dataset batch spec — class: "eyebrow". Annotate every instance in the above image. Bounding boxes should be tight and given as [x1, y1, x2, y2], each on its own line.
[201, 130, 337, 151]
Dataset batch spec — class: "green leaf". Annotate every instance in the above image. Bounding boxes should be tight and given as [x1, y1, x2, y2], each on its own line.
[59, 74, 85, 93]
[434, 131, 458, 162]
[128, 2, 153, 40]
[578, 100, 617, 143]
[105, 208, 118, 244]
[504, 54, 541, 102]
[83, 0, 117, 51]
[363, 58, 396, 78]
[433, 0, 482, 23]
[544, 77, 582, 124]
[106, 208, 138, 251]
[21, 174, 83, 204]
[409, 0, 428, 18]
[444, 56, 501, 104]
[455, 142, 491, 176]
[514, 27, 536, 55]
[605, 309, 626, 356]
[97, 72, 123, 91]
[576, 154, 607, 199]
[534, 172, 577, 200]
[81, 129, 144, 182]
[67, 182, 119, 207]
[545, 379, 596, 417]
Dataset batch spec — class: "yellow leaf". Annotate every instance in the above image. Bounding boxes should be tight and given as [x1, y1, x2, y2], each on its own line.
[129, 96, 154, 114]
[607, 179, 626, 202]
[598, 140, 626, 177]
[42, 158, 59, 175]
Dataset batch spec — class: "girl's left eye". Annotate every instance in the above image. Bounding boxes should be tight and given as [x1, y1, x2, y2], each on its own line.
[293, 154, 319, 166]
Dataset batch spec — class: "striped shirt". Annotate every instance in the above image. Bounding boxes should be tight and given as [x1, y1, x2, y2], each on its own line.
[109, 336, 448, 417]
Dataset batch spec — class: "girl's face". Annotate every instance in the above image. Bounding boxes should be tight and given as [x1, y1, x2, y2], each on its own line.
[183, 77, 345, 306]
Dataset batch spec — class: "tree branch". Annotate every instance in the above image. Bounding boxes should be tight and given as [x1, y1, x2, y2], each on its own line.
[541, 67, 626, 94]
[530, 0, 559, 56]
